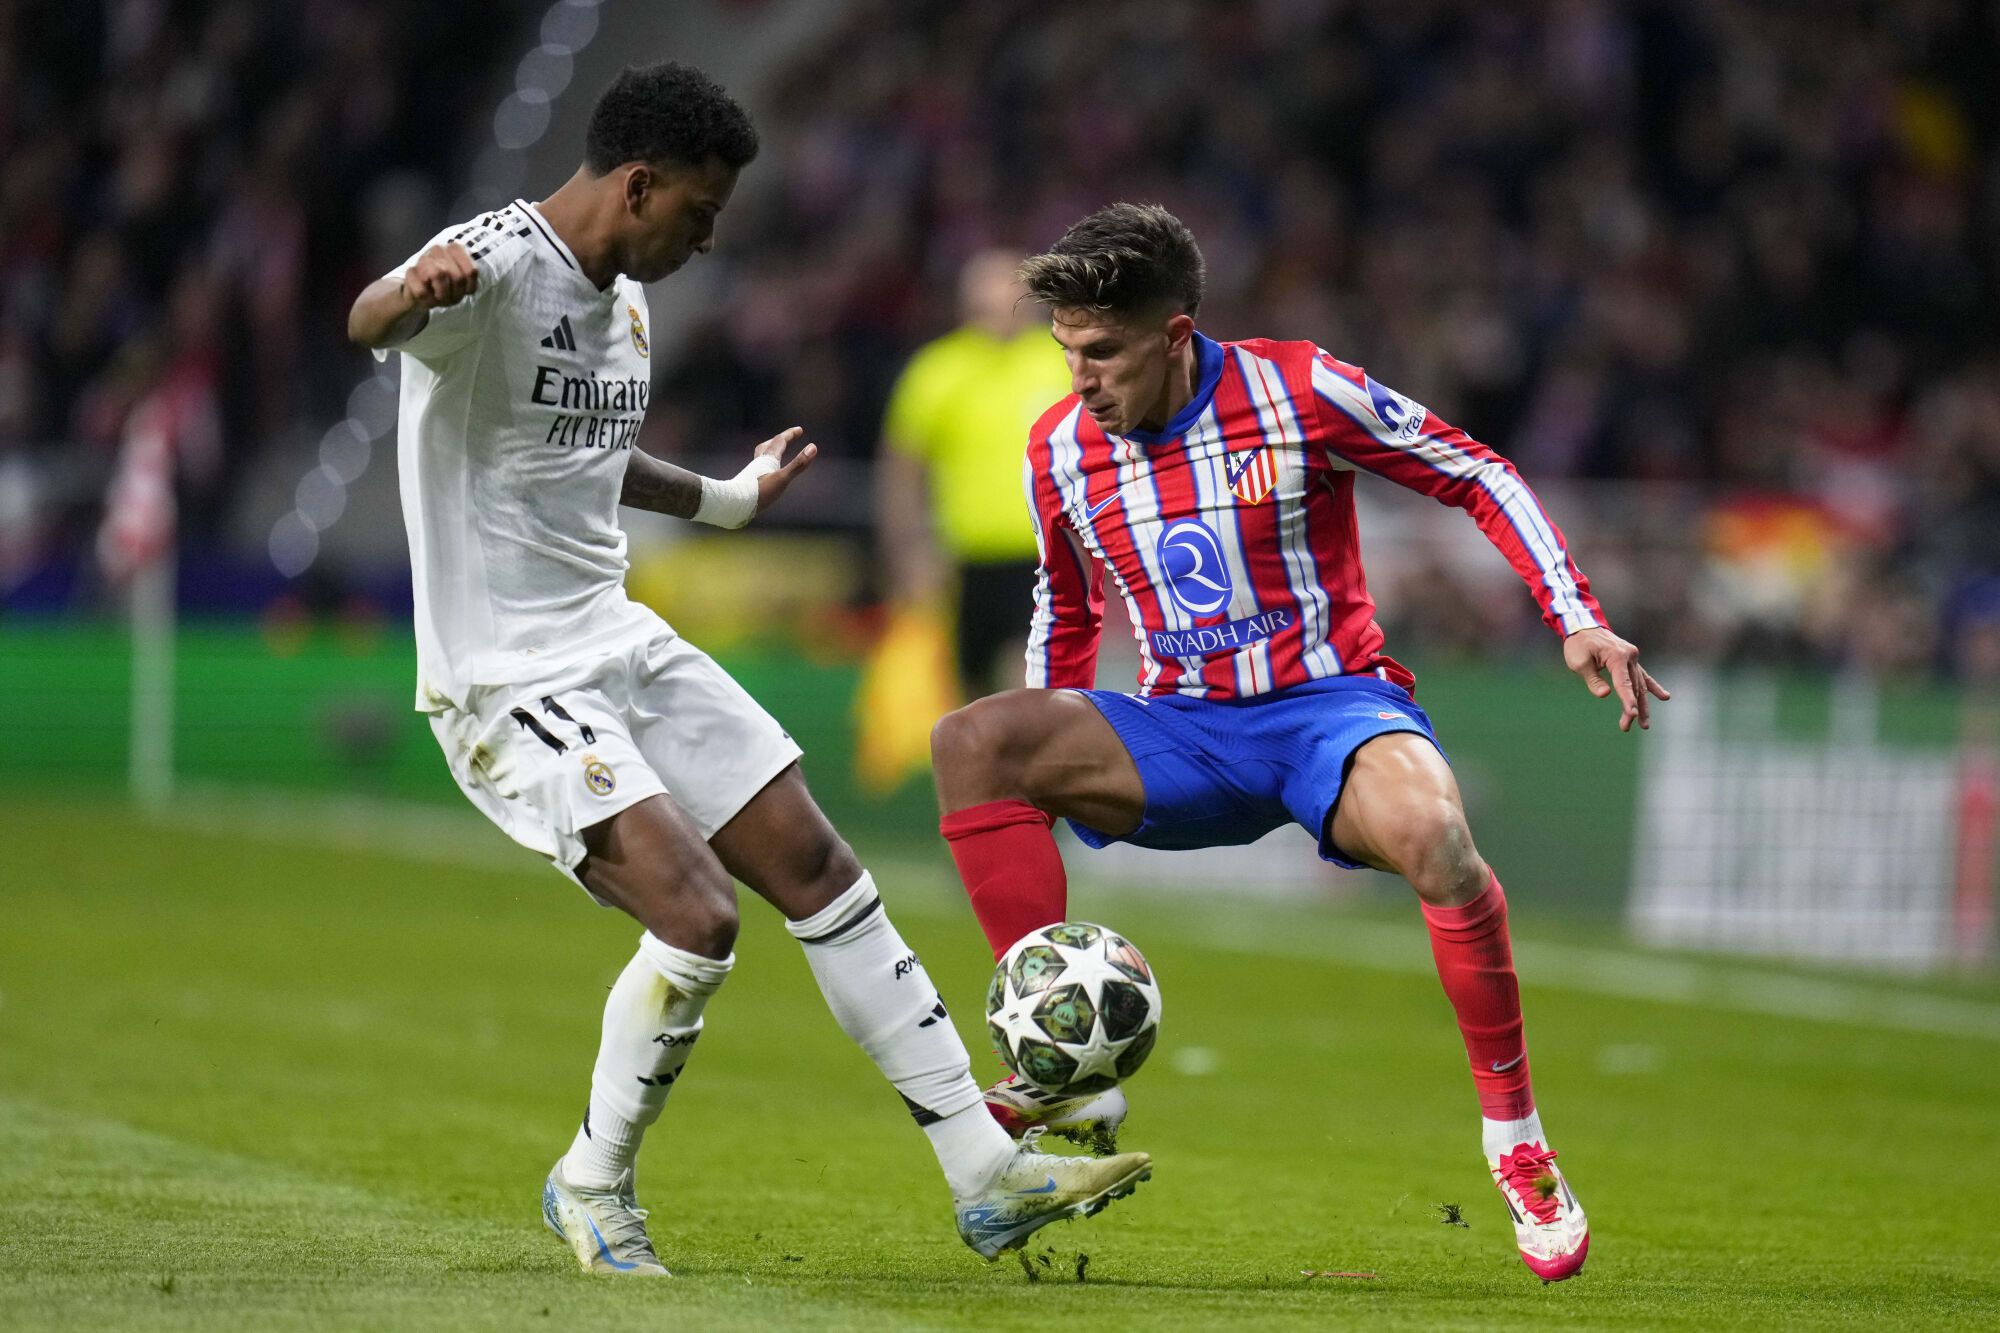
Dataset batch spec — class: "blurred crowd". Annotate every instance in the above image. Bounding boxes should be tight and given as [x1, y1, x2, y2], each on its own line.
[657, 0, 2000, 681]
[4, 0, 1998, 682]
[0, 0, 528, 572]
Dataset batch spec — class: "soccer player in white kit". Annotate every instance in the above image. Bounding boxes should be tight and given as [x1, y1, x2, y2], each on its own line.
[346, 62, 1149, 1275]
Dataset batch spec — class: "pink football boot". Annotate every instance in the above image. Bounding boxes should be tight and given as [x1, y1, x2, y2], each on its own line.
[1489, 1140, 1590, 1282]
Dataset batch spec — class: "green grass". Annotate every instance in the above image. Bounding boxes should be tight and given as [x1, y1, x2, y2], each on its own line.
[4, 797, 1998, 1329]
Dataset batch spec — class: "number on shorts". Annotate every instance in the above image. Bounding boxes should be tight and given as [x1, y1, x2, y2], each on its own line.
[509, 695, 597, 754]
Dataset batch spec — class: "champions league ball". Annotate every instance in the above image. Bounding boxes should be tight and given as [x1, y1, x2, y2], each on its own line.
[986, 922, 1162, 1097]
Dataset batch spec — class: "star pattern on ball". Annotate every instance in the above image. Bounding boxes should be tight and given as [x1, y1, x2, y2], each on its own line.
[1067, 1016, 1125, 1085]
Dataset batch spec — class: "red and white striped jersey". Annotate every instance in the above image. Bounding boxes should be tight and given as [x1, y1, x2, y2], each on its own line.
[1023, 334, 1605, 699]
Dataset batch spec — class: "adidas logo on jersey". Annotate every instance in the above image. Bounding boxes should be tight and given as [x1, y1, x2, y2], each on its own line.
[539, 315, 578, 351]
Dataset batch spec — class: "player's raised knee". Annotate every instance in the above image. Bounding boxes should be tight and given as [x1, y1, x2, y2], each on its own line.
[931, 699, 1014, 790]
[1397, 805, 1489, 907]
[929, 702, 978, 769]
[934, 691, 1065, 810]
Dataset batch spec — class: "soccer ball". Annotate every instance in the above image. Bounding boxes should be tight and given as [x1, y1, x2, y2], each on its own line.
[985, 922, 1161, 1097]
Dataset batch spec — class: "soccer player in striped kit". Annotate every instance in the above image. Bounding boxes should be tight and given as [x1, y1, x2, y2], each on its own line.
[932, 203, 1670, 1283]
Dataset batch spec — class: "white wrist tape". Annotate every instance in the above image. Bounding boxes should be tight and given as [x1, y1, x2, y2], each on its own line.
[693, 454, 781, 529]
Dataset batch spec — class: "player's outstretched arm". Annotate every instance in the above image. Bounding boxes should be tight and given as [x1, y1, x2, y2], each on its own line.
[1562, 625, 1670, 732]
[346, 242, 478, 349]
[620, 426, 817, 526]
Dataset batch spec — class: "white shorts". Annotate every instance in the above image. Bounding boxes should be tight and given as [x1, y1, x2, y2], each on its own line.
[430, 627, 802, 897]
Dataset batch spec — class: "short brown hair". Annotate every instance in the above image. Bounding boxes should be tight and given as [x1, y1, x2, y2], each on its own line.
[1019, 203, 1205, 317]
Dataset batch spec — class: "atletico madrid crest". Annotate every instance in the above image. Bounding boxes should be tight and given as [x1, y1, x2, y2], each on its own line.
[1227, 446, 1277, 504]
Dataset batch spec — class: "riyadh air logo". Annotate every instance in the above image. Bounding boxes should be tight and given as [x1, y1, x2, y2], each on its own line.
[1365, 375, 1428, 443]
[1156, 518, 1232, 616]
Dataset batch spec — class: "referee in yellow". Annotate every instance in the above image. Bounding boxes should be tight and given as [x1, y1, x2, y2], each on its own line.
[876, 249, 1072, 698]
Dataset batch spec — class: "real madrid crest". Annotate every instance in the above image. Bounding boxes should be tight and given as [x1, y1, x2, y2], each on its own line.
[627, 305, 649, 358]
[581, 752, 617, 796]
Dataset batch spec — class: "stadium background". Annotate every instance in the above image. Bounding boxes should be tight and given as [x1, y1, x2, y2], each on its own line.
[3, 3, 1999, 1326]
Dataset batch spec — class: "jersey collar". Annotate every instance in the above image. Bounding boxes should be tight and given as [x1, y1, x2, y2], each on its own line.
[1120, 332, 1224, 445]
[516, 199, 603, 290]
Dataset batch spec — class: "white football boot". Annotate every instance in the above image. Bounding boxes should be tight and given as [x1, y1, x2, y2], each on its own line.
[983, 1073, 1128, 1155]
[541, 1159, 670, 1276]
[954, 1133, 1152, 1260]
[1488, 1140, 1590, 1282]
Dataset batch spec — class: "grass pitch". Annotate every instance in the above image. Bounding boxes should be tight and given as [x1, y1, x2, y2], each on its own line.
[4, 795, 1998, 1329]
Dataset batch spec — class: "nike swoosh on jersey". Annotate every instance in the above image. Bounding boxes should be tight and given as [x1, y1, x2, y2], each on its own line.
[1085, 492, 1121, 520]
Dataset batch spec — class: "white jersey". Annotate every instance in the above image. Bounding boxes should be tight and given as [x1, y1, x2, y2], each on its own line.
[382, 200, 659, 712]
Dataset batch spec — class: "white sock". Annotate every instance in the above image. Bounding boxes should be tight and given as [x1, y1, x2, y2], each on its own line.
[1482, 1108, 1547, 1162]
[787, 872, 1015, 1199]
[562, 933, 733, 1189]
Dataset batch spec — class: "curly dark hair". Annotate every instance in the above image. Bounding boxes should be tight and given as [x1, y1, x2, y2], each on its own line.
[1019, 203, 1206, 317]
[583, 61, 758, 175]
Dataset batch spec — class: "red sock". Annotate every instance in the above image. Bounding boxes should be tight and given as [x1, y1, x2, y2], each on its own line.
[941, 800, 1069, 958]
[1421, 872, 1535, 1121]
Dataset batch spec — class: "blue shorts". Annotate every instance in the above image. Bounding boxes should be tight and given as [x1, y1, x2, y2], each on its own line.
[1067, 675, 1444, 868]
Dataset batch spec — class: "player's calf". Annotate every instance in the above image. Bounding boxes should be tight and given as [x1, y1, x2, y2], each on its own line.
[710, 770, 1031, 1208]
[559, 935, 731, 1192]
[1331, 736, 1577, 1276]
[941, 799, 1071, 958]
[783, 873, 1018, 1198]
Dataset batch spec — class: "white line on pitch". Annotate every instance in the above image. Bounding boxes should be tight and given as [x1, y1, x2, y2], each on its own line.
[151, 782, 543, 875]
[1187, 913, 2000, 1043]
[148, 784, 2000, 1043]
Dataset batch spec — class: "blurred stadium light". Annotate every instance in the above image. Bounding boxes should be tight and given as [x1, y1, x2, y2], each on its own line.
[267, 0, 613, 582]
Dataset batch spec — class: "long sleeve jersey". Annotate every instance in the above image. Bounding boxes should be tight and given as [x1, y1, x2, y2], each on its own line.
[1023, 332, 1604, 698]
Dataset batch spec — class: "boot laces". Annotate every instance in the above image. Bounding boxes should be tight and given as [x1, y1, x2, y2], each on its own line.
[590, 1182, 659, 1259]
[1497, 1143, 1564, 1225]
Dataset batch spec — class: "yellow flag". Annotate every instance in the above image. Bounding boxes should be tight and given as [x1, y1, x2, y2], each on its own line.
[854, 606, 962, 794]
